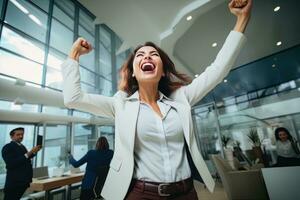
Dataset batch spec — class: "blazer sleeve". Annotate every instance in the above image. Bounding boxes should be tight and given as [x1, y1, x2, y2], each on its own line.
[182, 31, 246, 106]
[69, 152, 89, 168]
[1, 144, 28, 169]
[61, 58, 115, 118]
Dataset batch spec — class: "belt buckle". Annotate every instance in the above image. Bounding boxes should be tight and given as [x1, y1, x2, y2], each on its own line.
[158, 183, 171, 197]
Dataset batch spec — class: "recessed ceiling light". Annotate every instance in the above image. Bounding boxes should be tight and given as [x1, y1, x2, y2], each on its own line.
[274, 6, 280, 12]
[272, 64, 276, 67]
[276, 41, 282, 46]
[212, 42, 217, 47]
[195, 74, 199, 77]
[186, 15, 192, 21]
[224, 79, 227, 83]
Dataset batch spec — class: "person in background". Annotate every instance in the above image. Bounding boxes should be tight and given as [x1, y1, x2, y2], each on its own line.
[69, 136, 113, 200]
[1, 127, 42, 200]
[274, 127, 300, 167]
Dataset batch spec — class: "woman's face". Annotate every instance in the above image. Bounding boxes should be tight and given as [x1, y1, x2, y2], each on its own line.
[132, 46, 164, 85]
[278, 131, 288, 142]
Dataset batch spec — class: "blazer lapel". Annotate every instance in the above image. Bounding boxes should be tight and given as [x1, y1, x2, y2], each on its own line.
[122, 91, 140, 154]
[126, 101, 139, 153]
[165, 100, 192, 147]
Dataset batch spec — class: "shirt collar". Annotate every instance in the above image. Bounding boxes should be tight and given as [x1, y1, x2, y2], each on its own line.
[125, 90, 172, 101]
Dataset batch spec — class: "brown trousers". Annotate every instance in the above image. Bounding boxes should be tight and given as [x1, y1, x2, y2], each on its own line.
[125, 184, 198, 200]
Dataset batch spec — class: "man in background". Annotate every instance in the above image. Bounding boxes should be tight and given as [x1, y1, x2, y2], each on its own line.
[1, 127, 42, 200]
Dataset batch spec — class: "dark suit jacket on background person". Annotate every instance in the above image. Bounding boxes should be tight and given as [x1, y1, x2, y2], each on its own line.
[69, 149, 113, 190]
[2, 141, 35, 190]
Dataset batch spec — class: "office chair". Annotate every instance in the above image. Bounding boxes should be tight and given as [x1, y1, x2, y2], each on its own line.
[93, 165, 109, 200]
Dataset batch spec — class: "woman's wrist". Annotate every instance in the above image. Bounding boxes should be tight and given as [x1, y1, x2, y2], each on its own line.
[233, 15, 250, 33]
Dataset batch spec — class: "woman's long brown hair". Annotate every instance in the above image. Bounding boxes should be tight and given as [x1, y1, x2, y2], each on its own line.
[118, 42, 191, 97]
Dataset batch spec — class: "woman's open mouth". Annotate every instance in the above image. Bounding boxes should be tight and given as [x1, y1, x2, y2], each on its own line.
[141, 62, 156, 72]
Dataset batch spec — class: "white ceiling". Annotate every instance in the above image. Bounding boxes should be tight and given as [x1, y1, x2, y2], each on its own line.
[79, 0, 300, 76]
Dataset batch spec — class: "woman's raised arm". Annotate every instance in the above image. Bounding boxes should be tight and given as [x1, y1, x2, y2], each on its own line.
[61, 38, 115, 118]
[183, 0, 252, 106]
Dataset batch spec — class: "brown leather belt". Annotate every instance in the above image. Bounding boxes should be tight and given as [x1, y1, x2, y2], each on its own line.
[132, 178, 193, 197]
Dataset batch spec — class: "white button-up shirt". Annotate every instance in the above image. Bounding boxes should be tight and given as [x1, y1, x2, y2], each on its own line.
[133, 91, 191, 182]
[276, 140, 298, 158]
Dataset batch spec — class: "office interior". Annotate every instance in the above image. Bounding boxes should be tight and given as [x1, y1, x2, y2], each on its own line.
[0, 0, 300, 199]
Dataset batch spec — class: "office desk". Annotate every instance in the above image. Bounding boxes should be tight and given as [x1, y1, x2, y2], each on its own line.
[262, 166, 300, 200]
[29, 173, 84, 200]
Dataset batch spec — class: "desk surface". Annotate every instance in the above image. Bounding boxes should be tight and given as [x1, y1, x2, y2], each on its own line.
[262, 166, 300, 200]
[30, 173, 84, 191]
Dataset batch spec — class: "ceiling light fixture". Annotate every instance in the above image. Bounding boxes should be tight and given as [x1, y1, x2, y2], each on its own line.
[212, 42, 217, 47]
[276, 41, 282, 46]
[274, 6, 280, 12]
[186, 16, 192, 21]
[224, 79, 227, 83]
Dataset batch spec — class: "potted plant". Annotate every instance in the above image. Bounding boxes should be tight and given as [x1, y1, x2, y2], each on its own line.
[247, 128, 264, 164]
[247, 128, 261, 147]
[221, 135, 233, 161]
[221, 135, 231, 148]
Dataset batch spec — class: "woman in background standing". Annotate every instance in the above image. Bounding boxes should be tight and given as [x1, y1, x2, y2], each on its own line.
[274, 127, 300, 167]
[69, 137, 113, 200]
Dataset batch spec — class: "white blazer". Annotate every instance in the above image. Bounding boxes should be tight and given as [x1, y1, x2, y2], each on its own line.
[62, 30, 246, 200]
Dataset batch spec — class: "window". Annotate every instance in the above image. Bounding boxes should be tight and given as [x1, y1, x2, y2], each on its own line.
[236, 94, 248, 103]
[248, 91, 257, 100]
[54, 0, 74, 19]
[99, 26, 111, 51]
[99, 43, 112, 80]
[49, 18, 74, 54]
[79, 9, 93, 34]
[0, 25, 45, 63]
[0, 0, 4, 19]
[30, 0, 50, 13]
[73, 110, 91, 118]
[46, 48, 66, 90]
[0, 100, 38, 112]
[42, 106, 68, 115]
[99, 77, 112, 96]
[80, 67, 96, 86]
[42, 125, 68, 176]
[73, 123, 94, 171]
[5, 0, 48, 43]
[52, 4, 74, 30]
[0, 50, 43, 84]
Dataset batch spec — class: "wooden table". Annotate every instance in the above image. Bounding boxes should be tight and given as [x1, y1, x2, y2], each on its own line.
[29, 173, 84, 200]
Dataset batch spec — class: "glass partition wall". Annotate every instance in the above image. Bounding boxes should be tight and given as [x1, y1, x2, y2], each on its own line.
[193, 45, 300, 169]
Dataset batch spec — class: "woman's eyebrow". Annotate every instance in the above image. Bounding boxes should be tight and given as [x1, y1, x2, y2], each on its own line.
[136, 51, 145, 54]
[136, 50, 158, 54]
